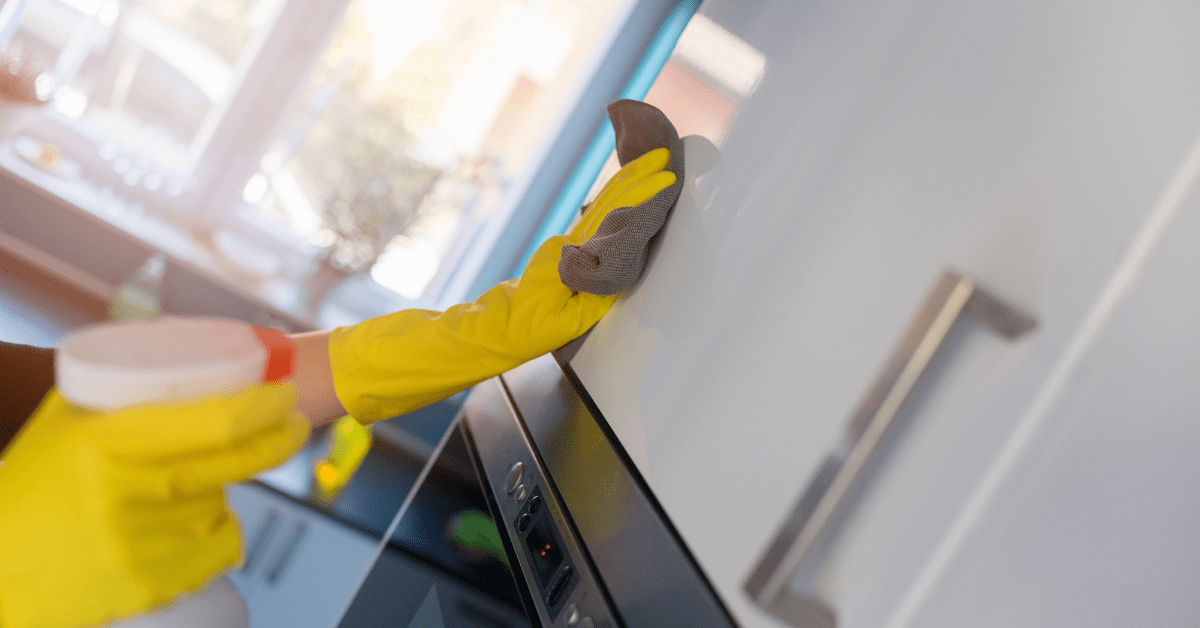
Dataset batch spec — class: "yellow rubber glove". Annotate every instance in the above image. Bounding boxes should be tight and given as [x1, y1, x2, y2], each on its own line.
[0, 384, 310, 628]
[330, 147, 676, 423]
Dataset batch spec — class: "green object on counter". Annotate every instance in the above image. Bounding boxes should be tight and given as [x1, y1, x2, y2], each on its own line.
[448, 509, 509, 566]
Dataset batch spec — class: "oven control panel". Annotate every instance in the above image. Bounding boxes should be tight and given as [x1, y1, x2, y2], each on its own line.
[512, 482, 579, 621]
[464, 378, 615, 628]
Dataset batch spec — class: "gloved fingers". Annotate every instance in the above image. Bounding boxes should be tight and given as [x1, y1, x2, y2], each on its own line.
[167, 411, 310, 497]
[113, 496, 242, 609]
[574, 170, 677, 244]
[114, 412, 310, 501]
[572, 148, 671, 240]
[90, 382, 299, 460]
[572, 169, 676, 245]
[120, 494, 241, 576]
[601, 170, 677, 210]
[588, 147, 670, 213]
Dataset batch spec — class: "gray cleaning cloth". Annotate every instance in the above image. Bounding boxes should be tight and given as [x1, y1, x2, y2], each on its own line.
[558, 99, 684, 295]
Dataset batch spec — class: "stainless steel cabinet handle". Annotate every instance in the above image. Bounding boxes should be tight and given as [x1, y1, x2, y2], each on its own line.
[744, 270, 1036, 628]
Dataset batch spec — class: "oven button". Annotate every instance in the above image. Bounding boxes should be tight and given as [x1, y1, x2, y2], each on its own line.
[578, 618, 594, 628]
[564, 604, 581, 626]
[528, 494, 542, 514]
[505, 462, 524, 494]
[515, 484, 529, 502]
[517, 513, 531, 532]
[547, 565, 573, 606]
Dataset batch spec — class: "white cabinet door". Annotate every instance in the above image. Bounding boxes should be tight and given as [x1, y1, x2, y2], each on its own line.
[897, 157, 1200, 628]
[568, 1, 1200, 627]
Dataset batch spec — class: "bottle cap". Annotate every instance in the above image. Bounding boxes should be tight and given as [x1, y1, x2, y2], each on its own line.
[57, 317, 295, 411]
[251, 326, 295, 382]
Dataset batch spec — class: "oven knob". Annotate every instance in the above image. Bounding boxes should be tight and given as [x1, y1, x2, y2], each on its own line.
[515, 484, 529, 502]
[505, 462, 524, 494]
[564, 604, 581, 626]
[528, 494, 542, 514]
[517, 513, 531, 532]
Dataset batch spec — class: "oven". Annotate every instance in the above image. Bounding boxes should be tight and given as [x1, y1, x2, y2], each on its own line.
[334, 349, 737, 628]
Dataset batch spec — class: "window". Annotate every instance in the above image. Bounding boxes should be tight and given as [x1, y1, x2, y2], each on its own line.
[0, 0, 285, 197]
[0, 0, 664, 327]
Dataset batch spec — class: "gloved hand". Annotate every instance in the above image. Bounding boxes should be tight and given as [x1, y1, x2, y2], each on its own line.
[559, 98, 685, 295]
[329, 146, 677, 423]
[0, 384, 310, 628]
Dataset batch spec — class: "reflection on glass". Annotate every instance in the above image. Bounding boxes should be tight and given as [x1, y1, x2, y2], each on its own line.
[672, 13, 765, 98]
[339, 423, 532, 627]
[576, 11, 763, 205]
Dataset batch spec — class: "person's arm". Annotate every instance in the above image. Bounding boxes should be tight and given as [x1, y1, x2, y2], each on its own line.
[292, 101, 682, 429]
[290, 330, 345, 427]
[0, 341, 55, 452]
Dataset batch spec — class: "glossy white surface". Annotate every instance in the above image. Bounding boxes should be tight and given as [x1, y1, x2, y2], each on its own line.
[570, 1, 1200, 626]
[905, 151, 1200, 628]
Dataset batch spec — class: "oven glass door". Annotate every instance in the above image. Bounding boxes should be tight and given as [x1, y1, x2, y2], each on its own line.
[337, 421, 535, 628]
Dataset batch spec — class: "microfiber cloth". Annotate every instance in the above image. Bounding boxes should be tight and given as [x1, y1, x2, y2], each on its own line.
[558, 99, 685, 295]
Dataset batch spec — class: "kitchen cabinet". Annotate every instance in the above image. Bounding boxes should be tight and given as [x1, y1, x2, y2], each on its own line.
[567, 1, 1200, 626]
[903, 157, 1200, 627]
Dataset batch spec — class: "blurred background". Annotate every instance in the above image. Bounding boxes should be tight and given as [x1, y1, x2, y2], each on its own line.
[0, 0, 748, 331]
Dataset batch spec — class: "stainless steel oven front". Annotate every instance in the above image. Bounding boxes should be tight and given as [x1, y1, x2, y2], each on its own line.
[336, 352, 736, 628]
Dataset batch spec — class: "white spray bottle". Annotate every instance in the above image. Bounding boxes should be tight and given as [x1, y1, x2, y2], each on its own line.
[56, 316, 297, 628]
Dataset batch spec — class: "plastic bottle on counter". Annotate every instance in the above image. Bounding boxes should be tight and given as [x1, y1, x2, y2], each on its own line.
[107, 252, 166, 322]
[56, 316, 297, 628]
